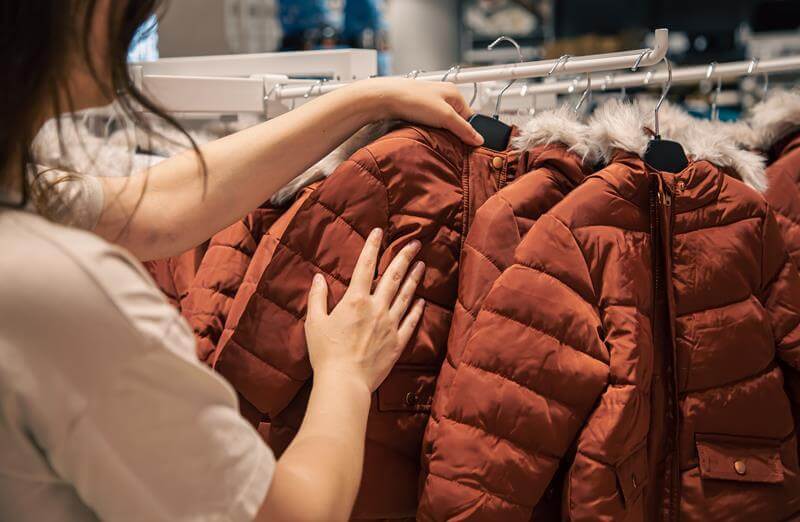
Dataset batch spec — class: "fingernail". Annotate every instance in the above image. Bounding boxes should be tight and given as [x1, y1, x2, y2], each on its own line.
[415, 261, 426, 273]
[410, 240, 422, 250]
[473, 132, 484, 145]
[370, 228, 383, 240]
[313, 273, 324, 285]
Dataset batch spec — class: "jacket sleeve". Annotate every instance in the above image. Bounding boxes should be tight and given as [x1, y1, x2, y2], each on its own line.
[212, 153, 392, 421]
[182, 219, 260, 364]
[418, 214, 610, 521]
[760, 210, 800, 445]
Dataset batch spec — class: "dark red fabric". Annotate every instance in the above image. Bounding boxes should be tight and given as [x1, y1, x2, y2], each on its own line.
[421, 152, 800, 521]
[418, 142, 593, 519]
[181, 204, 287, 363]
[144, 244, 207, 311]
[765, 129, 800, 269]
[764, 128, 800, 493]
[212, 125, 520, 518]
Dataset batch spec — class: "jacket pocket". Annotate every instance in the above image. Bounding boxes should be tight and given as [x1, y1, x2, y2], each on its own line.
[696, 433, 784, 484]
[615, 443, 648, 506]
[377, 367, 436, 413]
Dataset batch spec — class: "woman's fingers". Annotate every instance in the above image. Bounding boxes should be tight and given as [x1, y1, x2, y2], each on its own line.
[443, 83, 475, 120]
[374, 240, 421, 304]
[396, 299, 426, 351]
[306, 273, 329, 319]
[443, 107, 484, 147]
[349, 228, 383, 294]
[389, 261, 425, 322]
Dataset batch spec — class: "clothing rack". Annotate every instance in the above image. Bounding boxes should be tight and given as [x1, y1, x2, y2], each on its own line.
[132, 29, 668, 114]
[490, 55, 800, 99]
[130, 49, 378, 114]
[272, 28, 669, 101]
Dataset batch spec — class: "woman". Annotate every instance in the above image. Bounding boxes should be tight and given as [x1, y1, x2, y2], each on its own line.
[0, 1, 483, 521]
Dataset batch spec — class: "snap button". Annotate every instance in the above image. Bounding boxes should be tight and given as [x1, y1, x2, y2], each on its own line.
[491, 156, 504, 169]
[676, 180, 686, 192]
[734, 459, 747, 475]
[404, 392, 418, 407]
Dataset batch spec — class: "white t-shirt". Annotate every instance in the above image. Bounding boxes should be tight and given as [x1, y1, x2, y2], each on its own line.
[0, 208, 275, 521]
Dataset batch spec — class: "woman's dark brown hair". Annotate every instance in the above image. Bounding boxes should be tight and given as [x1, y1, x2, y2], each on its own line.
[0, 0, 198, 208]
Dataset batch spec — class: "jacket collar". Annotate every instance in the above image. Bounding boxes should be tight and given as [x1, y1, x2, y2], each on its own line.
[588, 98, 767, 193]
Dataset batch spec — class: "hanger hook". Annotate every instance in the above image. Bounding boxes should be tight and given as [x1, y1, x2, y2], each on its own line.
[654, 57, 673, 138]
[548, 54, 571, 77]
[442, 65, 460, 82]
[263, 82, 285, 120]
[748, 57, 769, 98]
[469, 83, 478, 109]
[304, 79, 326, 99]
[705, 62, 720, 120]
[442, 64, 478, 108]
[631, 48, 653, 72]
[575, 73, 592, 112]
[487, 36, 524, 119]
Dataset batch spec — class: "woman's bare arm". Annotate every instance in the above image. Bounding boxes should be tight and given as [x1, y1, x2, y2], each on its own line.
[94, 79, 482, 261]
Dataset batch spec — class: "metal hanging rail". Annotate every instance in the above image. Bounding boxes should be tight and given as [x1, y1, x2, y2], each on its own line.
[271, 28, 669, 101]
[131, 49, 378, 114]
[492, 54, 800, 98]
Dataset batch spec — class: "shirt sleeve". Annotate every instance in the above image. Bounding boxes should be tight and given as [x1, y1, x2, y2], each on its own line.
[56, 331, 276, 522]
[14, 222, 274, 522]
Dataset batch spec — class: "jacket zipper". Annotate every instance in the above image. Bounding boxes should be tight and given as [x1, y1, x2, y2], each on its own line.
[655, 175, 681, 522]
[460, 151, 471, 251]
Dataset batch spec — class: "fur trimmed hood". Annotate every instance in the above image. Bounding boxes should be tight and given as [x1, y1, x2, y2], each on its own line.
[589, 99, 767, 192]
[511, 105, 597, 162]
[748, 89, 800, 151]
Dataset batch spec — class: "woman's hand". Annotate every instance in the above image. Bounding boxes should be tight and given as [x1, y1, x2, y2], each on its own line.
[305, 228, 426, 392]
[352, 77, 485, 147]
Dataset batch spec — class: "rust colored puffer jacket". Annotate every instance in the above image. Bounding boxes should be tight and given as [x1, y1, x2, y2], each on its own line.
[751, 90, 800, 268]
[180, 203, 288, 363]
[144, 246, 207, 311]
[210, 123, 534, 519]
[418, 108, 596, 518]
[145, 124, 388, 362]
[420, 100, 800, 521]
[750, 89, 800, 491]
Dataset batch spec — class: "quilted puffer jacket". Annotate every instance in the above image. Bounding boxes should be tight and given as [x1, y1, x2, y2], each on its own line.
[751, 90, 800, 268]
[418, 108, 596, 518]
[210, 123, 531, 518]
[144, 246, 207, 311]
[180, 203, 287, 363]
[145, 125, 391, 362]
[421, 100, 800, 521]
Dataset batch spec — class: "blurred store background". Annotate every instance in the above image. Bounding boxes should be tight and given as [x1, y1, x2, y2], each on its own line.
[130, 0, 800, 118]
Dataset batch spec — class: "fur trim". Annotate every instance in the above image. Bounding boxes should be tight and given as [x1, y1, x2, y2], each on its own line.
[511, 105, 597, 162]
[708, 120, 758, 150]
[588, 99, 651, 163]
[748, 89, 800, 151]
[269, 120, 397, 206]
[589, 99, 767, 192]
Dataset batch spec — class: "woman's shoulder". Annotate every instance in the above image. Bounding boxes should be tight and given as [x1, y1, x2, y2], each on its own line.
[0, 210, 196, 361]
